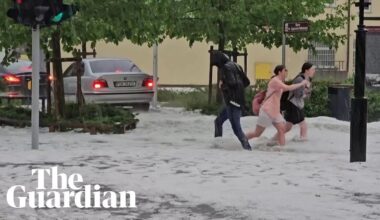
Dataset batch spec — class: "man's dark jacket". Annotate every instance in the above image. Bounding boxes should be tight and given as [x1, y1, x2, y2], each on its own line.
[211, 51, 250, 108]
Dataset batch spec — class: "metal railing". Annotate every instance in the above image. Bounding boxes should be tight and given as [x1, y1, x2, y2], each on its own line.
[313, 60, 348, 82]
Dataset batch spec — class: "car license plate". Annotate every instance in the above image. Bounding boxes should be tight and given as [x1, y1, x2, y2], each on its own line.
[114, 81, 136, 87]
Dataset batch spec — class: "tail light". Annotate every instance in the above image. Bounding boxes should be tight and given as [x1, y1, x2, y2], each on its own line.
[7, 91, 20, 97]
[93, 79, 108, 89]
[142, 77, 154, 89]
[3, 74, 21, 84]
[48, 74, 54, 81]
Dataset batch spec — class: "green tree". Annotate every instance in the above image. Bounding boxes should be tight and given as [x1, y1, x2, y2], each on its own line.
[163, 0, 350, 103]
[0, 0, 351, 114]
[0, 0, 352, 63]
[165, 0, 350, 51]
[0, 0, 167, 117]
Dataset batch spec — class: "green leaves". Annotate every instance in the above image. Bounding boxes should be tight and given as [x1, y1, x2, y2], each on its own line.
[0, 0, 350, 63]
[166, 0, 350, 51]
[0, 0, 168, 62]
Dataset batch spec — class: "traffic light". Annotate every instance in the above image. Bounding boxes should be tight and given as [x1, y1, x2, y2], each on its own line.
[50, 3, 77, 24]
[6, 0, 77, 28]
[7, 0, 37, 26]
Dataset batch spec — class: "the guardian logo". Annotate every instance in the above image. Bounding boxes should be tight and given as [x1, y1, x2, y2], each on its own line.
[6, 167, 136, 209]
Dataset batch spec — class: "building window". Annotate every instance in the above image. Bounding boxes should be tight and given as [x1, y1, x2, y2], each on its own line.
[365, 0, 372, 13]
[325, 0, 336, 8]
[308, 42, 336, 69]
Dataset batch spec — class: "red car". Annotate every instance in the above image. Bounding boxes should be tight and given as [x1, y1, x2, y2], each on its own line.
[0, 60, 49, 98]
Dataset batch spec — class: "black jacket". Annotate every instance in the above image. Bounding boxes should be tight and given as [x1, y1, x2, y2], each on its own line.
[211, 51, 250, 108]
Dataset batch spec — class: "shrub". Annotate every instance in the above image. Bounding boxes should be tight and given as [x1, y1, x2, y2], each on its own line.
[0, 78, 5, 92]
[367, 90, 380, 122]
[0, 105, 34, 121]
[158, 87, 222, 114]
[183, 88, 221, 115]
[159, 88, 209, 108]
[304, 81, 331, 117]
[0, 103, 138, 132]
[63, 103, 138, 125]
[157, 83, 380, 122]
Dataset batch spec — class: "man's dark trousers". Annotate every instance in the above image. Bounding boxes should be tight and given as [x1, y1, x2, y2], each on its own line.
[215, 105, 252, 150]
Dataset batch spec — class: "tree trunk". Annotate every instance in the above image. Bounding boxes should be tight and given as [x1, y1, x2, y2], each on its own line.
[52, 29, 65, 119]
[46, 56, 52, 115]
[216, 20, 225, 105]
[82, 42, 87, 58]
[232, 47, 238, 62]
[75, 60, 85, 108]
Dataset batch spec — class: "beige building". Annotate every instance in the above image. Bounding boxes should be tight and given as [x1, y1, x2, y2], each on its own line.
[78, 0, 380, 85]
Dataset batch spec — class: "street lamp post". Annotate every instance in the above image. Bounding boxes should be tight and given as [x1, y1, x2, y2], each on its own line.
[350, 0, 370, 162]
[152, 43, 159, 110]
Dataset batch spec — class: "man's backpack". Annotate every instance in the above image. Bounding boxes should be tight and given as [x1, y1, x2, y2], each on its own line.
[233, 63, 250, 88]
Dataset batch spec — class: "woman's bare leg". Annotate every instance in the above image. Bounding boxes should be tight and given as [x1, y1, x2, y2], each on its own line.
[246, 125, 266, 140]
[272, 122, 293, 141]
[273, 122, 286, 146]
[299, 120, 307, 140]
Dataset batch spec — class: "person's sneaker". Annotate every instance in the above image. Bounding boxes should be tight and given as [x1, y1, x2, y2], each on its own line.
[241, 140, 252, 151]
[266, 140, 278, 147]
[292, 136, 308, 142]
[214, 119, 223, 137]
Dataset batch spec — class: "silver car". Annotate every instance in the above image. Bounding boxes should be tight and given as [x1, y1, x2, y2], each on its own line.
[63, 58, 154, 109]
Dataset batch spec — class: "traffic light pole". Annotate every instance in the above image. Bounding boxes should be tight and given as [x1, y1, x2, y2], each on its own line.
[31, 25, 40, 150]
[152, 43, 159, 110]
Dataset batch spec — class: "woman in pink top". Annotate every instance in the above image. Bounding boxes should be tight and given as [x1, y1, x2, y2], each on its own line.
[246, 65, 309, 146]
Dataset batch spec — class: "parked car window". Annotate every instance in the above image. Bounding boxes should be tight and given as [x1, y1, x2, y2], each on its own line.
[76, 62, 85, 77]
[7, 61, 32, 73]
[89, 60, 141, 74]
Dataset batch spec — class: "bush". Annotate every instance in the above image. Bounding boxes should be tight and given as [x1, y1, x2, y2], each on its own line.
[158, 89, 182, 104]
[303, 82, 380, 121]
[63, 103, 138, 125]
[0, 103, 139, 132]
[157, 83, 380, 122]
[183, 88, 222, 115]
[0, 78, 5, 92]
[0, 105, 34, 121]
[0, 105, 52, 126]
[159, 88, 209, 107]
[304, 81, 331, 117]
[158, 87, 222, 115]
[367, 90, 380, 122]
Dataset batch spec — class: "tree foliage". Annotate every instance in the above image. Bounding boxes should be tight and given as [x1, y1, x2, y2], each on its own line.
[0, 0, 351, 60]
[0, 0, 168, 62]
[164, 0, 351, 51]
